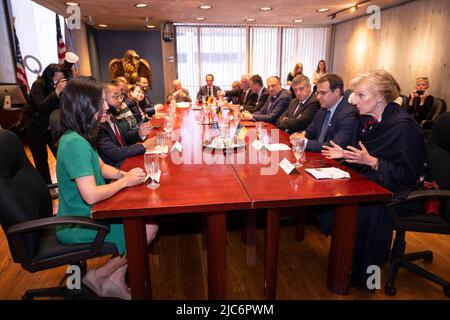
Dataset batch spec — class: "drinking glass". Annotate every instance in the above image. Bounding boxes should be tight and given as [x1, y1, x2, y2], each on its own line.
[255, 122, 264, 141]
[292, 137, 306, 167]
[144, 153, 160, 189]
[156, 131, 169, 158]
[201, 95, 207, 105]
[164, 116, 173, 137]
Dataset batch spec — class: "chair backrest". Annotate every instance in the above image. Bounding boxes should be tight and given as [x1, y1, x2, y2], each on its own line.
[0, 129, 53, 264]
[430, 97, 447, 122]
[426, 112, 450, 221]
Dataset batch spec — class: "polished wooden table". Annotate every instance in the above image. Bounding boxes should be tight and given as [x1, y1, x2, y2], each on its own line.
[231, 124, 392, 297]
[93, 105, 392, 299]
[93, 107, 252, 300]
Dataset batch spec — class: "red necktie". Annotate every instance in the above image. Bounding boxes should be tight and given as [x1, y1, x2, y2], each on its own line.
[112, 122, 124, 146]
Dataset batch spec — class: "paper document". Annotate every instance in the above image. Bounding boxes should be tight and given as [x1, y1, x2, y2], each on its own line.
[305, 167, 350, 179]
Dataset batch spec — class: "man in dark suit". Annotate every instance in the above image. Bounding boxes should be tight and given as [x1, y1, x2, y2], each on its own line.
[243, 74, 269, 113]
[277, 74, 320, 134]
[97, 81, 155, 167]
[196, 74, 221, 102]
[290, 74, 358, 152]
[225, 74, 252, 105]
[241, 76, 291, 124]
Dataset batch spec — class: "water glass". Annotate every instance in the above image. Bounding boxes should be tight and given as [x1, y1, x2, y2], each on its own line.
[156, 131, 169, 158]
[144, 153, 160, 189]
[292, 137, 306, 167]
[255, 122, 265, 141]
[164, 116, 173, 136]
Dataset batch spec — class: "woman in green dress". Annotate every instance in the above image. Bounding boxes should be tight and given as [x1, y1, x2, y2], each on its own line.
[56, 76, 158, 300]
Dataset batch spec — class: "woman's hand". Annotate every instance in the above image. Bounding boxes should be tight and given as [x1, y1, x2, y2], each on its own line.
[122, 167, 146, 187]
[55, 79, 67, 96]
[343, 141, 378, 167]
[321, 140, 344, 159]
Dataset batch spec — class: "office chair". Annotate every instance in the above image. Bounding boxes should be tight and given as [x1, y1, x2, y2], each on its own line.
[0, 128, 118, 299]
[421, 97, 447, 132]
[385, 112, 450, 297]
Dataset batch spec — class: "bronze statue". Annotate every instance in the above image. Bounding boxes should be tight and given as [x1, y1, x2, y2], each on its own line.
[108, 50, 152, 88]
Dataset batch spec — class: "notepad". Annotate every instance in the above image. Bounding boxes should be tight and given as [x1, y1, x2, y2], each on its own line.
[305, 167, 350, 179]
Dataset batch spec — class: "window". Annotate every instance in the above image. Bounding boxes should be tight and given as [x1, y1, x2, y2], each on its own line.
[249, 27, 282, 83]
[11, 0, 65, 85]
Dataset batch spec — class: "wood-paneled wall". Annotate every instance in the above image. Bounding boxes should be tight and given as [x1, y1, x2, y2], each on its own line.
[0, 0, 15, 83]
[331, 0, 450, 105]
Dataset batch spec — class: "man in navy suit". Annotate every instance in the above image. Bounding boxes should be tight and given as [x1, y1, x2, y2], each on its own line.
[97, 81, 155, 167]
[290, 73, 358, 152]
[241, 76, 292, 124]
[196, 74, 222, 102]
[243, 74, 270, 113]
[277, 74, 320, 134]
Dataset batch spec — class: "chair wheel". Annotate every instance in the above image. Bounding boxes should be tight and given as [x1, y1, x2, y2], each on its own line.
[385, 283, 397, 296]
[444, 285, 450, 298]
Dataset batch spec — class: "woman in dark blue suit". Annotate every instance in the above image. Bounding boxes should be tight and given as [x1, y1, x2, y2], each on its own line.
[322, 70, 425, 288]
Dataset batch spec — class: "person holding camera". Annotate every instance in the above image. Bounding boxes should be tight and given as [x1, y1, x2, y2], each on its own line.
[406, 77, 434, 124]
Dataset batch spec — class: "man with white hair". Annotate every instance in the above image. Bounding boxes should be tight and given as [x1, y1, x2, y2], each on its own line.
[166, 79, 192, 103]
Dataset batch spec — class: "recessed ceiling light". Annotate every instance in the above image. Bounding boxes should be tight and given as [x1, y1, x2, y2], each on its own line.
[146, 25, 155, 28]
[135, 3, 148, 8]
[259, 7, 272, 11]
[98, 24, 108, 28]
[245, 18, 256, 22]
[316, 8, 329, 12]
[195, 17, 206, 21]
[293, 19, 304, 23]
[65, 2, 79, 6]
[199, 5, 212, 10]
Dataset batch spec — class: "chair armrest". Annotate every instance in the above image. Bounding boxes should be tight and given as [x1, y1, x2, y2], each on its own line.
[6, 216, 110, 236]
[387, 190, 450, 208]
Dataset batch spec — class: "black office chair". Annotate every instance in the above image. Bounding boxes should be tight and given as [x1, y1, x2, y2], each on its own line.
[385, 112, 450, 297]
[421, 97, 447, 132]
[0, 128, 118, 299]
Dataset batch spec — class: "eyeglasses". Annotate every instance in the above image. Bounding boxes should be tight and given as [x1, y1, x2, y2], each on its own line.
[316, 90, 331, 96]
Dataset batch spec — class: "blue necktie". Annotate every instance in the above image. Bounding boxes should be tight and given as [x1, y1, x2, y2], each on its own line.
[318, 110, 331, 142]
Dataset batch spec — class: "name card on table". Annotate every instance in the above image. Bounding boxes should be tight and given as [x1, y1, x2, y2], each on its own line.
[145, 169, 161, 183]
[171, 141, 183, 153]
[305, 167, 350, 179]
[265, 143, 291, 152]
[251, 139, 266, 151]
[279, 158, 299, 175]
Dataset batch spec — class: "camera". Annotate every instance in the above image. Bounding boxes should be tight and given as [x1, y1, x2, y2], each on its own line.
[416, 90, 425, 96]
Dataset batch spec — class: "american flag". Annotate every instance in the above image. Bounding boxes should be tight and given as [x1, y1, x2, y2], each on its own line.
[13, 25, 30, 94]
[206, 123, 221, 142]
[56, 14, 66, 65]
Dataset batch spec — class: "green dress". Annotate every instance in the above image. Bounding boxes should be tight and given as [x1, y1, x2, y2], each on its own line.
[56, 131, 126, 254]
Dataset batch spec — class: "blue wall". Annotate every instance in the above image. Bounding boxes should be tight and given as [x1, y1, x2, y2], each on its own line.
[96, 30, 164, 103]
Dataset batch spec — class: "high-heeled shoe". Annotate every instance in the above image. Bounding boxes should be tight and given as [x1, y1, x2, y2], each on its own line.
[82, 268, 103, 297]
[101, 278, 131, 300]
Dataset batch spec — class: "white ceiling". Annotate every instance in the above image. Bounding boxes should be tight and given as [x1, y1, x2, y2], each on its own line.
[33, 0, 412, 30]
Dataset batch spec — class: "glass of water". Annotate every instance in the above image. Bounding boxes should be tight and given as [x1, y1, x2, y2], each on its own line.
[291, 137, 306, 167]
[144, 153, 160, 189]
[156, 131, 169, 158]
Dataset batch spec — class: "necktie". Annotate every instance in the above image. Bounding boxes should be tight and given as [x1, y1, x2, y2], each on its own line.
[209, 87, 213, 97]
[293, 102, 302, 118]
[318, 110, 332, 142]
[266, 96, 276, 113]
[112, 122, 124, 146]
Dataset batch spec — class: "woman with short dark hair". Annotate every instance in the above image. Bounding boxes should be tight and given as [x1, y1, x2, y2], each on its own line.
[56, 76, 158, 299]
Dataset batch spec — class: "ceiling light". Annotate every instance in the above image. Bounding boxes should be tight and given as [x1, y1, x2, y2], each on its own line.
[293, 19, 304, 23]
[350, 5, 357, 13]
[98, 24, 108, 28]
[317, 8, 329, 12]
[259, 7, 272, 11]
[146, 25, 155, 28]
[199, 5, 212, 9]
[65, 2, 79, 6]
[135, 3, 148, 8]
[195, 17, 206, 21]
[245, 18, 256, 22]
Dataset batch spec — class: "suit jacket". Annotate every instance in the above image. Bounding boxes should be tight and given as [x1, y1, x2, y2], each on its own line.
[225, 88, 252, 105]
[196, 85, 221, 101]
[97, 119, 146, 167]
[277, 94, 320, 134]
[252, 89, 292, 124]
[167, 88, 192, 103]
[305, 98, 359, 152]
[244, 88, 270, 113]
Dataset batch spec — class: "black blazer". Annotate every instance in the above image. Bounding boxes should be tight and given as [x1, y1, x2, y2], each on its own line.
[305, 97, 359, 152]
[97, 119, 146, 167]
[252, 89, 292, 124]
[277, 94, 320, 133]
[244, 88, 270, 113]
[196, 85, 221, 101]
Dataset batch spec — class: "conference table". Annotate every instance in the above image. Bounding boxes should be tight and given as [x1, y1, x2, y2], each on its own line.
[92, 104, 392, 299]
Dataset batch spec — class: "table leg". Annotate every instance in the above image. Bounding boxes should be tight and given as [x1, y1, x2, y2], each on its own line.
[264, 208, 280, 300]
[206, 211, 227, 300]
[327, 204, 359, 295]
[296, 207, 307, 241]
[241, 209, 256, 245]
[124, 217, 152, 300]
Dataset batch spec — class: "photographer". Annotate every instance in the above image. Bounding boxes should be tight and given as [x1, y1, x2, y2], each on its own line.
[406, 77, 434, 124]
[22, 63, 66, 184]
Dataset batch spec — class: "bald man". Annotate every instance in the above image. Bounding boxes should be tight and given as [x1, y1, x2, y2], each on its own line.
[167, 79, 192, 103]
